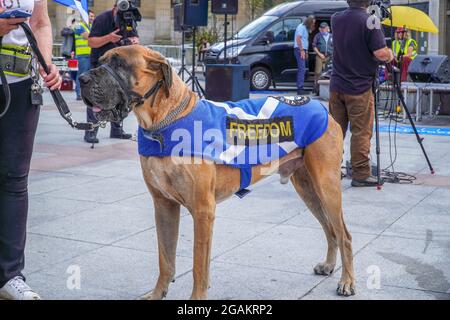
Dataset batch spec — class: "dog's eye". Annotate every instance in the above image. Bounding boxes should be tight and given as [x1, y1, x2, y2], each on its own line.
[135, 81, 140, 86]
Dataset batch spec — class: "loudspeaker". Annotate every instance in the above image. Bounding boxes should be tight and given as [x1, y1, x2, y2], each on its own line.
[408, 55, 450, 83]
[173, 3, 183, 32]
[180, 0, 208, 27]
[211, 0, 238, 14]
[205, 64, 250, 102]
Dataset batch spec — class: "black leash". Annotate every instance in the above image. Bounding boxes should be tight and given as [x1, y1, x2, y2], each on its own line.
[19, 22, 102, 131]
[0, 36, 11, 120]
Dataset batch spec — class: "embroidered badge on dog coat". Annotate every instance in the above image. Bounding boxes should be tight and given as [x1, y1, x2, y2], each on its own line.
[138, 96, 328, 191]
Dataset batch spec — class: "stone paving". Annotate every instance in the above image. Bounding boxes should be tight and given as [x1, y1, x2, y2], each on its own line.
[22, 89, 450, 300]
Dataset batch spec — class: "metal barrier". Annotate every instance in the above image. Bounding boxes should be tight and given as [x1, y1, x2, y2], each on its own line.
[52, 43, 196, 67]
[146, 44, 194, 66]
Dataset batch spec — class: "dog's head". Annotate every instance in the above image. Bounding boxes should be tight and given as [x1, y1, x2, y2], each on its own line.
[79, 45, 173, 123]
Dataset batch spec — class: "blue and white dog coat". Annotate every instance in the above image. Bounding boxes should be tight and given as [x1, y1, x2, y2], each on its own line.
[138, 96, 329, 192]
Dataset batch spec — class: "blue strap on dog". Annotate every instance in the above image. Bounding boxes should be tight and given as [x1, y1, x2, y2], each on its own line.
[235, 168, 252, 198]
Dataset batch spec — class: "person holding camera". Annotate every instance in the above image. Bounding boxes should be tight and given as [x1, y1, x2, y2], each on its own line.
[329, 0, 394, 187]
[84, 0, 139, 144]
[0, 0, 62, 300]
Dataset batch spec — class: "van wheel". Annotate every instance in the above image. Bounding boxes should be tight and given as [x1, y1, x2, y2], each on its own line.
[251, 67, 272, 91]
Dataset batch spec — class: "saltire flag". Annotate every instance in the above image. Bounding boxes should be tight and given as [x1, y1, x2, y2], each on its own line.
[53, 0, 89, 24]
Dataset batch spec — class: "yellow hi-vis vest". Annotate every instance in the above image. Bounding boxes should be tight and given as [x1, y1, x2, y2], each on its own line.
[74, 22, 91, 56]
[392, 39, 417, 59]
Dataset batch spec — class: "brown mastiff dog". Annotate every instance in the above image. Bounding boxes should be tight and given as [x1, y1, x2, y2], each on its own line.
[79, 45, 355, 300]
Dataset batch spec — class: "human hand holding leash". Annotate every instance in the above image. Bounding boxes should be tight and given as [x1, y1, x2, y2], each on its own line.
[39, 64, 62, 91]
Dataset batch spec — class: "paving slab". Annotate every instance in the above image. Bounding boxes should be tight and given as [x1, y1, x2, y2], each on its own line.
[29, 203, 156, 245]
[214, 224, 376, 275]
[165, 261, 323, 300]
[26, 245, 193, 299]
[113, 215, 275, 259]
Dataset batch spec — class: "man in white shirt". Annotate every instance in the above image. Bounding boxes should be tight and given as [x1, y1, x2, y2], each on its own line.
[294, 15, 316, 95]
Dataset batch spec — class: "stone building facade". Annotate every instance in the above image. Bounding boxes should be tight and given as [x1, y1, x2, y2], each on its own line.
[48, 0, 258, 45]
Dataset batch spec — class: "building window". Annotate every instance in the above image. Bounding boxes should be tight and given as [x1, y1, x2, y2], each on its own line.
[88, 0, 94, 7]
[132, 0, 141, 7]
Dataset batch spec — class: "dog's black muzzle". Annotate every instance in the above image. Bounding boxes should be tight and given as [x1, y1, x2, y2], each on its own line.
[79, 67, 130, 123]
[80, 63, 165, 123]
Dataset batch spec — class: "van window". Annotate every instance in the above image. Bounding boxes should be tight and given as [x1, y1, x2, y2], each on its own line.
[234, 15, 278, 40]
[266, 18, 302, 43]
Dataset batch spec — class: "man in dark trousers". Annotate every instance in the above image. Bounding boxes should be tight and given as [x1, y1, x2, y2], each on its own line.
[294, 15, 316, 95]
[84, 0, 139, 144]
[329, 0, 394, 187]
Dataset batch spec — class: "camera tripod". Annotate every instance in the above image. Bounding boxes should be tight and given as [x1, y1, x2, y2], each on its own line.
[373, 63, 435, 189]
[177, 27, 205, 98]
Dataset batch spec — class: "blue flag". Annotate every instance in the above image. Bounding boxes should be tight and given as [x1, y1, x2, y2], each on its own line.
[53, 0, 89, 24]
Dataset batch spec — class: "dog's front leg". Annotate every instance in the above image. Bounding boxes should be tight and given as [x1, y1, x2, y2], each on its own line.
[141, 196, 181, 300]
[190, 202, 216, 300]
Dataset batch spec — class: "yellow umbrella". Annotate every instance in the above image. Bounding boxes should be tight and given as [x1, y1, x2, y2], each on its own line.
[382, 6, 439, 33]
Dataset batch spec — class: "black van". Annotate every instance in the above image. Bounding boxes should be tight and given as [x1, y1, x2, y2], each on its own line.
[204, 0, 349, 91]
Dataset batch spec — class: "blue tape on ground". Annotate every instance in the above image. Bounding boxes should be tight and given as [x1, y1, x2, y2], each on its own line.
[250, 91, 295, 95]
[378, 125, 450, 136]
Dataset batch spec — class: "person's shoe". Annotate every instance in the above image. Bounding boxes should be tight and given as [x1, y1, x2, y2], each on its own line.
[351, 176, 384, 187]
[76, 96, 82, 101]
[110, 129, 132, 140]
[0, 276, 41, 300]
[297, 89, 310, 96]
[84, 132, 99, 144]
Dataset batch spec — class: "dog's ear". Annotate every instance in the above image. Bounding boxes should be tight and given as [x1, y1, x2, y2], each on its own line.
[143, 49, 173, 98]
[160, 60, 173, 98]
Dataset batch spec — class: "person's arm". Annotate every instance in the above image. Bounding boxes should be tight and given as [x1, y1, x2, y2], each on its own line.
[29, 0, 61, 90]
[88, 29, 122, 48]
[312, 34, 324, 59]
[81, 31, 89, 40]
[374, 46, 394, 62]
[367, 23, 394, 63]
[405, 41, 416, 59]
[296, 26, 306, 60]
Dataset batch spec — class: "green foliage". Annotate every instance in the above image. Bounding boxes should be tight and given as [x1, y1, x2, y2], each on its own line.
[195, 28, 220, 48]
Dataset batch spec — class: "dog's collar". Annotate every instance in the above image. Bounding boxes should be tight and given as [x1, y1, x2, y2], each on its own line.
[100, 64, 164, 109]
[141, 95, 191, 152]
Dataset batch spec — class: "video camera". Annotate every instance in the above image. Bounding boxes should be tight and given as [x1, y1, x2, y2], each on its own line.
[115, 0, 142, 46]
[369, 0, 392, 20]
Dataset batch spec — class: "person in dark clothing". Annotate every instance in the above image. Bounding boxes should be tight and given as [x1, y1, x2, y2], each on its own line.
[312, 22, 333, 94]
[329, 0, 394, 187]
[0, 0, 62, 300]
[84, 1, 139, 144]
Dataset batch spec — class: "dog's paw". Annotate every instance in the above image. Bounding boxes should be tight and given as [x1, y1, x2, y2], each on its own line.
[139, 289, 167, 300]
[313, 262, 335, 276]
[336, 279, 356, 297]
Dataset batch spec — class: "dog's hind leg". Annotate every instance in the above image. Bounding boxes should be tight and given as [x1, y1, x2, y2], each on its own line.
[141, 195, 181, 300]
[291, 166, 338, 277]
[292, 117, 355, 296]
